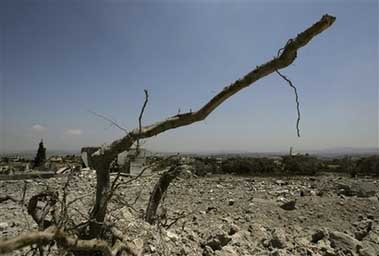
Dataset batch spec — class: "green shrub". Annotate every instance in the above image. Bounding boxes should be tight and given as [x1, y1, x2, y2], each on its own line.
[281, 155, 322, 175]
[192, 157, 218, 176]
[355, 156, 379, 176]
[221, 157, 279, 175]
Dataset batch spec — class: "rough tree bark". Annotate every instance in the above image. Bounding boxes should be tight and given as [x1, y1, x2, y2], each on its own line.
[88, 14, 336, 238]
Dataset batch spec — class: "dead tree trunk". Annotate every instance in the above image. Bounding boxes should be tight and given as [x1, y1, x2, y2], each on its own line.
[88, 162, 111, 237]
[87, 14, 336, 239]
[145, 165, 182, 224]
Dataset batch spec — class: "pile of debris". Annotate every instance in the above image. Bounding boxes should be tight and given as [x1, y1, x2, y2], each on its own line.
[0, 170, 378, 255]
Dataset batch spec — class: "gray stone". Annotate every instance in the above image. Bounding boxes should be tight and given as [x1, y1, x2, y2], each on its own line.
[228, 224, 240, 235]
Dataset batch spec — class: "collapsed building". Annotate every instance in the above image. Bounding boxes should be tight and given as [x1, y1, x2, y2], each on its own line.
[81, 147, 152, 176]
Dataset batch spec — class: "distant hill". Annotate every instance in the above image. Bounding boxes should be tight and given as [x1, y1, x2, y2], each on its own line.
[1, 147, 377, 160]
[158, 147, 378, 158]
[305, 147, 378, 157]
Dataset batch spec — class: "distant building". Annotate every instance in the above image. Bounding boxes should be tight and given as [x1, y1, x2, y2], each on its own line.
[81, 147, 101, 168]
[81, 146, 152, 176]
[118, 148, 152, 176]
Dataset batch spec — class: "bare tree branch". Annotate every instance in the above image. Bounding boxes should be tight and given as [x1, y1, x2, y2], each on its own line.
[90, 14, 335, 171]
[88, 14, 336, 237]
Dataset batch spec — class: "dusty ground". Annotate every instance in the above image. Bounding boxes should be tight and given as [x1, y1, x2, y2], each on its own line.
[1, 170, 379, 256]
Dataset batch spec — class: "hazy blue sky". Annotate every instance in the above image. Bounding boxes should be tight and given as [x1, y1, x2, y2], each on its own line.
[1, 0, 378, 153]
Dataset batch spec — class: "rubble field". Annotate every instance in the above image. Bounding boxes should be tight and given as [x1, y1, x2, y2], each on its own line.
[1, 170, 379, 256]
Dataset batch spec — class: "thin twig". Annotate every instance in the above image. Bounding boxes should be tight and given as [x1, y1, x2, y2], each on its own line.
[275, 38, 301, 137]
[89, 110, 128, 134]
[275, 69, 301, 137]
[136, 89, 149, 154]
[163, 211, 186, 230]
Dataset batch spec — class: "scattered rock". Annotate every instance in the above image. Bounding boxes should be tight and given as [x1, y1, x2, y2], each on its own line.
[311, 229, 326, 243]
[275, 180, 288, 186]
[121, 207, 134, 222]
[337, 184, 376, 198]
[207, 206, 217, 213]
[354, 219, 373, 241]
[148, 244, 156, 253]
[228, 224, 240, 236]
[202, 245, 214, 256]
[298, 215, 307, 222]
[270, 229, 287, 249]
[329, 231, 362, 254]
[366, 214, 374, 220]
[337, 184, 356, 197]
[215, 245, 238, 256]
[132, 238, 144, 255]
[1, 173, 379, 256]
[0, 222, 9, 231]
[166, 230, 179, 241]
[203, 231, 231, 251]
[280, 200, 296, 211]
